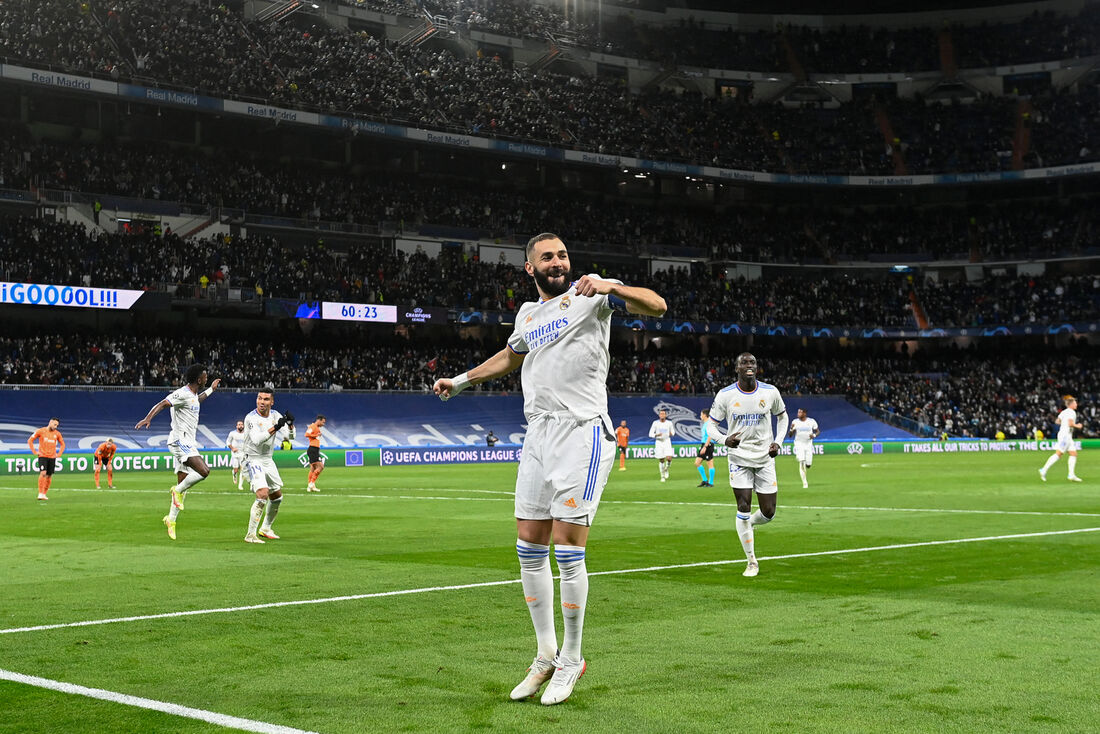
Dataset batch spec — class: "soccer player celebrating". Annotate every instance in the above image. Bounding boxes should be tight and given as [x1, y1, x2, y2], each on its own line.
[135, 364, 221, 540]
[433, 232, 665, 706]
[648, 408, 675, 482]
[93, 438, 117, 489]
[226, 421, 247, 490]
[615, 420, 630, 471]
[705, 353, 788, 578]
[241, 389, 295, 542]
[1040, 395, 1084, 482]
[694, 409, 716, 487]
[304, 414, 326, 492]
[788, 408, 820, 489]
[27, 417, 64, 500]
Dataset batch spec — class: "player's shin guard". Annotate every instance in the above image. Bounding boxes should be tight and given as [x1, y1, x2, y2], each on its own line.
[248, 499, 267, 536]
[175, 469, 205, 494]
[697, 465, 707, 482]
[1042, 454, 1060, 473]
[1068, 456, 1078, 477]
[554, 545, 588, 665]
[517, 540, 557, 660]
[261, 497, 281, 530]
[799, 462, 807, 485]
[708, 467, 715, 484]
[735, 512, 755, 560]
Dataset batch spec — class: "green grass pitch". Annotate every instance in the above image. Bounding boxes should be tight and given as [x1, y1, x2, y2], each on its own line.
[0, 451, 1097, 733]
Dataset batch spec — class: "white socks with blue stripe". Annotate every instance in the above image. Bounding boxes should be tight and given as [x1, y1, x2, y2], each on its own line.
[555, 545, 587, 665]
[517, 540, 557, 660]
[735, 512, 755, 561]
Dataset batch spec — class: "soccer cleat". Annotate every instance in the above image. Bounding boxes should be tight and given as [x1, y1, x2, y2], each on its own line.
[619, 467, 625, 471]
[163, 515, 176, 540]
[660, 477, 666, 483]
[1039, 469, 1047, 482]
[509, 655, 556, 700]
[258, 528, 280, 540]
[1069, 475, 1083, 482]
[743, 560, 759, 577]
[95, 484, 100, 489]
[697, 481, 708, 487]
[109, 484, 116, 489]
[803, 482, 809, 489]
[540, 658, 586, 705]
[170, 487, 184, 510]
[37, 492, 48, 501]
[244, 534, 266, 544]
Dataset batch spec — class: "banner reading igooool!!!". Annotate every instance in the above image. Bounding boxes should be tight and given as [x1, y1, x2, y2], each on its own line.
[0, 448, 381, 476]
[0, 281, 145, 309]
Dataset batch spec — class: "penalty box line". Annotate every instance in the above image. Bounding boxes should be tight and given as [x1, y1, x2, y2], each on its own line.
[0, 669, 319, 734]
[1, 526, 1097, 637]
[1, 485, 1098, 518]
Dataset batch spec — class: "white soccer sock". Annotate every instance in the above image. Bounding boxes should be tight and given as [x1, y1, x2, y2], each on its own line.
[174, 469, 204, 494]
[799, 462, 807, 485]
[261, 497, 281, 531]
[516, 540, 557, 660]
[1042, 454, 1060, 472]
[735, 512, 755, 560]
[168, 504, 181, 522]
[237, 470, 244, 490]
[1068, 456, 1077, 477]
[248, 499, 267, 536]
[751, 510, 772, 526]
[555, 545, 588, 665]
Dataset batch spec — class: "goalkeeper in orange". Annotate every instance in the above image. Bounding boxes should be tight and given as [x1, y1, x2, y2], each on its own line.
[94, 438, 117, 488]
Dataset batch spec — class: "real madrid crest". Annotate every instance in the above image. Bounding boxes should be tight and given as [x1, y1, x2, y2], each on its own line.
[759, 399, 766, 408]
[560, 296, 571, 310]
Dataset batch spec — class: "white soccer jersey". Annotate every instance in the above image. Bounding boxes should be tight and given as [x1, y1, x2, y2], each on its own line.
[226, 429, 246, 452]
[165, 386, 201, 444]
[1057, 408, 1077, 438]
[506, 275, 621, 423]
[792, 417, 819, 444]
[649, 419, 675, 442]
[709, 381, 787, 468]
[242, 409, 293, 459]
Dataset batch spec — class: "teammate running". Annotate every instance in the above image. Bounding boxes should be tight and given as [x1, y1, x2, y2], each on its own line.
[433, 232, 665, 705]
[788, 408, 820, 489]
[649, 408, 675, 482]
[27, 417, 64, 501]
[305, 414, 326, 492]
[226, 421, 246, 489]
[135, 364, 221, 540]
[705, 353, 788, 578]
[1040, 395, 1084, 482]
[93, 438, 117, 489]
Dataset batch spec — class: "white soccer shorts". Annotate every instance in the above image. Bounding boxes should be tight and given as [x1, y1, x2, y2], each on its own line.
[654, 439, 674, 460]
[1056, 433, 1075, 453]
[794, 443, 814, 465]
[168, 440, 200, 471]
[245, 455, 283, 493]
[229, 452, 243, 469]
[515, 413, 615, 526]
[728, 460, 778, 494]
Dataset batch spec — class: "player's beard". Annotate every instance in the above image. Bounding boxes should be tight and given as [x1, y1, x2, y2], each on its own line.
[532, 265, 571, 298]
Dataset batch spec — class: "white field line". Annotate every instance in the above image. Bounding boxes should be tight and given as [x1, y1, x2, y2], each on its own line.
[0, 669, 319, 734]
[1, 485, 1097, 517]
[1, 526, 1096, 638]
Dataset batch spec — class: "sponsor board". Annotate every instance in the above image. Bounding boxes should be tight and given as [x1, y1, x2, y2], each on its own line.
[379, 446, 523, 466]
[0, 448, 380, 476]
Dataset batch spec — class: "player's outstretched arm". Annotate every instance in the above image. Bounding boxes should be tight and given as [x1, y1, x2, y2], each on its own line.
[574, 275, 667, 316]
[198, 378, 221, 403]
[135, 399, 172, 429]
[434, 346, 525, 401]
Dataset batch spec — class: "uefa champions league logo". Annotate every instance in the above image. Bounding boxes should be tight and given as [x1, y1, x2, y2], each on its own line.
[382, 450, 394, 465]
[653, 401, 704, 443]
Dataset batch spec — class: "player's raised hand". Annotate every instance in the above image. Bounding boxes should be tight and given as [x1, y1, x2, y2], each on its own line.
[433, 378, 454, 401]
[724, 434, 741, 449]
[574, 275, 615, 298]
[210, 378, 222, 390]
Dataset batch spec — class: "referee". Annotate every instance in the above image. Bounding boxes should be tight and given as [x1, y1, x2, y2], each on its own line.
[695, 409, 716, 487]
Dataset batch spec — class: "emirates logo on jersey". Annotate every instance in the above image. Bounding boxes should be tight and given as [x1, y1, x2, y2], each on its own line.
[560, 296, 571, 310]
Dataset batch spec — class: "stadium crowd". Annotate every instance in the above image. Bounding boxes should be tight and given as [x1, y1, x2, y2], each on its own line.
[0, 2, 1098, 174]
[1, 332, 1096, 440]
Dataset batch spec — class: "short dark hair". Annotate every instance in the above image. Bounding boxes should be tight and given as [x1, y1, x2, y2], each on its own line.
[526, 232, 561, 261]
[316, 414, 326, 421]
[184, 363, 206, 384]
[700, 409, 709, 418]
[49, 416, 60, 423]
[257, 388, 274, 397]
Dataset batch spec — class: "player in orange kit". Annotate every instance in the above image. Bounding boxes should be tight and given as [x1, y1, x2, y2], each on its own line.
[94, 438, 117, 489]
[28, 417, 65, 500]
[305, 415, 326, 492]
[615, 420, 630, 471]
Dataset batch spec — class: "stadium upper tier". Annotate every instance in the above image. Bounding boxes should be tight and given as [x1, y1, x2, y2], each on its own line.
[0, 332, 1095, 440]
[0, 2, 1097, 175]
[0, 213, 1096, 328]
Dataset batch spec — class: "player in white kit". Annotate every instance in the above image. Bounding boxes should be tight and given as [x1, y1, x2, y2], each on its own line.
[135, 363, 221, 540]
[1039, 395, 1083, 482]
[433, 233, 666, 706]
[705, 353, 788, 578]
[226, 420, 247, 490]
[648, 408, 676, 482]
[788, 408, 820, 489]
[242, 389, 295, 542]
